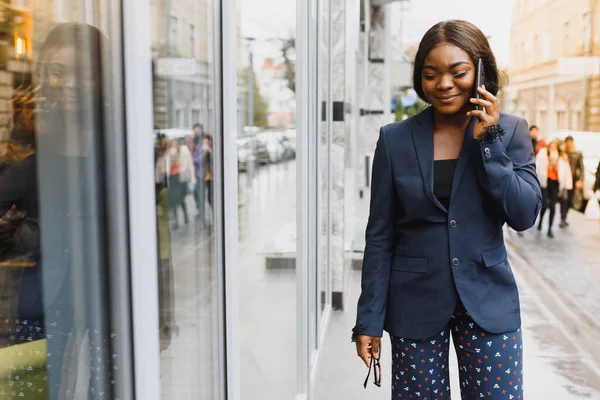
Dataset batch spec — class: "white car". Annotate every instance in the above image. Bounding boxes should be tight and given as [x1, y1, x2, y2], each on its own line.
[256, 133, 286, 163]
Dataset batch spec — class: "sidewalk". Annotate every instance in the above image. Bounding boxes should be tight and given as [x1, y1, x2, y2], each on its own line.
[505, 209, 600, 319]
[313, 212, 600, 399]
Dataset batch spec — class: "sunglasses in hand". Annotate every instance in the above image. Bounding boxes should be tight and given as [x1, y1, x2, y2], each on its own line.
[363, 346, 381, 389]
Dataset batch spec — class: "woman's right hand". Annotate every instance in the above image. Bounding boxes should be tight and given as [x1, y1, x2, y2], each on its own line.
[355, 335, 380, 367]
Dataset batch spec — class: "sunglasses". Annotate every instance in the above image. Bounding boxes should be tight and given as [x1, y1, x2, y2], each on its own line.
[363, 346, 382, 389]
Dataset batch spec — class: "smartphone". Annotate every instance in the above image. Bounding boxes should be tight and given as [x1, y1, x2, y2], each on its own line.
[474, 58, 486, 111]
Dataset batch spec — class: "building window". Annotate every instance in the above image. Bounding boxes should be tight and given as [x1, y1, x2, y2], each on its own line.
[521, 41, 526, 67]
[571, 110, 581, 130]
[540, 110, 548, 133]
[175, 109, 182, 127]
[189, 24, 195, 57]
[564, 21, 570, 56]
[542, 31, 551, 62]
[169, 15, 178, 55]
[583, 12, 591, 53]
[557, 110, 567, 130]
[192, 109, 200, 125]
[533, 35, 539, 64]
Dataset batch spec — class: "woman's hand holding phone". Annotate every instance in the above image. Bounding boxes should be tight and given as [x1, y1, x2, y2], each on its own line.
[467, 85, 500, 139]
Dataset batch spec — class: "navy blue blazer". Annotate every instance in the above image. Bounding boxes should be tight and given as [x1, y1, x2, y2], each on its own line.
[355, 107, 542, 341]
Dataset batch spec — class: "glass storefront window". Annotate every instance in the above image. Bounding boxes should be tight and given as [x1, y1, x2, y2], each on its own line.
[237, 0, 299, 397]
[0, 2, 131, 398]
[147, 0, 221, 398]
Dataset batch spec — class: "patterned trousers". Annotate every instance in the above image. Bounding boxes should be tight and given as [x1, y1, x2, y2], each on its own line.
[391, 303, 523, 400]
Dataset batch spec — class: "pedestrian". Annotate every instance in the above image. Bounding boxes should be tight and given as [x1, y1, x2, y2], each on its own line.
[203, 134, 214, 209]
[595, 160, 600, 193]
[560, 135, 585, 225]
[192, 123, 206, 217]
[536, 138, 572, 238]
[529, 125, 546, 155]
[167, 139, 195, 228]
[352, 20, 542, 400]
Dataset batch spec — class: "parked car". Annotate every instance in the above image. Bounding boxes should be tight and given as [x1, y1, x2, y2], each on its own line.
[256, 133, 286, 163]
[277, 129, 296, 160]
[154, 128, 194, 142]
[548, 131, 600, 211]
[237, 137, 270, 172]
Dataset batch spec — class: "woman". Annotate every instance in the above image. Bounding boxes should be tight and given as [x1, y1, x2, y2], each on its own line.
[536, 139, 572, 238]
[167, 138, 195, 228]
[33, 23, 116, 398]
[352, 20, 541, 399]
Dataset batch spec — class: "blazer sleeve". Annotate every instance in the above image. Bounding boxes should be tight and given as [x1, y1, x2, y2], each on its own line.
[472, 118, 542, 232]
[354, 126, 399, 339]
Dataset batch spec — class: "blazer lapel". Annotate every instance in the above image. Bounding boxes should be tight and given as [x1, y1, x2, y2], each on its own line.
[450, 116, 476, 199]
[412, 107, 446, 212]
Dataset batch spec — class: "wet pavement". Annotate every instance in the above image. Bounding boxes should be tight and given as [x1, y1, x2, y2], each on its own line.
[505, 210, 600, 373]
[159, 161, 299, 400]
[313, 210, 600, 399]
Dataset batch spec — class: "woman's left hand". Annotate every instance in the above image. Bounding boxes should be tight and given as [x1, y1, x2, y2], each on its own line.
[466, 85, 500, 139]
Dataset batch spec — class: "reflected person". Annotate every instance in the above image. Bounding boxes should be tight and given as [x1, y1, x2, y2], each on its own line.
[34, 23, 115, 398]
[192, 123, 206, 220]
[202, 134, 213, 210]
[0, 92, 42, 346]
[353, 20, 542, 399]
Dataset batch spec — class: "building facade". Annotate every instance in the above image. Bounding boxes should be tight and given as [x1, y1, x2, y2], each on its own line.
[260, 57, 296, 128]
[506, 0, 600, 133]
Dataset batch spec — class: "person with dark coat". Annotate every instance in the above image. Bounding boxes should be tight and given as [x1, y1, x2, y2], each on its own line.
[352, 20, 541, 399]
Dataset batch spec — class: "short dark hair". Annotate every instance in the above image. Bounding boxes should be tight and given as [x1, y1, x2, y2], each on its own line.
[413, 20, 503, 103]
[193, 123, 203, 130]
[565, 135, 574, 142]
[529, 125, 538, 131]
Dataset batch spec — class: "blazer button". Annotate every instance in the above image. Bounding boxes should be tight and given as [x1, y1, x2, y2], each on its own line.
[449, 220, 457, 228]
[452, 258, 460, 266]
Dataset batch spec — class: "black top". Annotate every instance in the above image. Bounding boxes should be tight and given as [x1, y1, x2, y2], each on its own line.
[434, 159, 458, 210]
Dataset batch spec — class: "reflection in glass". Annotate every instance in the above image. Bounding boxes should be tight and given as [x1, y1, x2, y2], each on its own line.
[36, 23, 116, 399]
[238, 0, 298, 396]
[148, 0, 221, 398]
[1, 18, 123, 398]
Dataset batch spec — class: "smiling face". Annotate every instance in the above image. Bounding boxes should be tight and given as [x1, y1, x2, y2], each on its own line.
[421, 43, 476, 116]
[36, 46, 101, 113]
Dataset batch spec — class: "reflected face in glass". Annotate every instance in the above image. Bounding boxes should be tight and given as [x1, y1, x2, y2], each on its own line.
[421, 44, 475, 116]
[37, 46, 100, 112]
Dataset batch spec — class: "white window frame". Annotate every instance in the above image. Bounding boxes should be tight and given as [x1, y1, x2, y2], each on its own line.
[122, 0, 232, 399]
